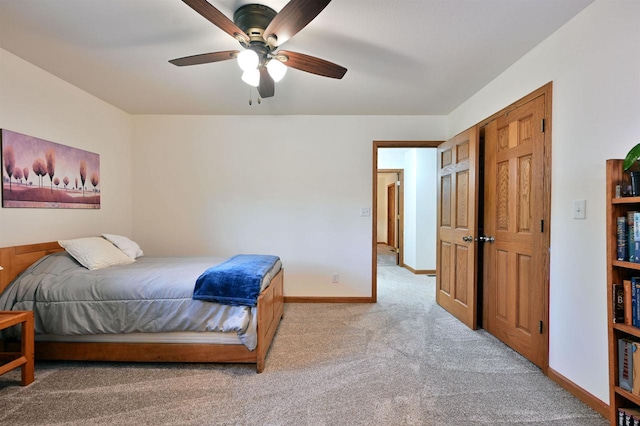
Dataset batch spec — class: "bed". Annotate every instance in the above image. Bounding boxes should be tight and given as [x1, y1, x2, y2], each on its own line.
[0, 240, 284, 373]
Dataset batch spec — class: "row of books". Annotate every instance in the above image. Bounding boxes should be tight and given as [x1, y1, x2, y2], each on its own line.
[618, 212, 640, 262]
[620, 407, 640, 426]
[613, 278, 640, 326]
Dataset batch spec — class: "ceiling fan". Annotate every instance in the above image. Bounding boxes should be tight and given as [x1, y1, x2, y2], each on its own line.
[170, 0, 347, 99]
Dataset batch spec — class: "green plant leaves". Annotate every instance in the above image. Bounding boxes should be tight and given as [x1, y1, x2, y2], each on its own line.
[624, 143, 640, 171]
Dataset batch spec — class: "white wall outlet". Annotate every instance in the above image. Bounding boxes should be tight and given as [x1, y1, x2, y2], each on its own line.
[331, 273, 339, 283]
[573, 199, 586, 219]
[360, 207, 371, 217]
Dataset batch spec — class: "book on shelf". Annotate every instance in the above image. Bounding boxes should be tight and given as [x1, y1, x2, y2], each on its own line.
[634, 342, 640, 396]
[615, 283, 626, 323]
[629, 212, 639, 262]
[621, 216, 630, 260]
[626, 279, 634, 325]
[635, 277, 640, 327]
[620, 338, 635, 392]
[634, 278, 639, 327]
[619, 407, 640, 426]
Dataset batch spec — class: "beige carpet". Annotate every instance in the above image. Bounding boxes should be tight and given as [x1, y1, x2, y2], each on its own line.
[0, 264, 607, 425]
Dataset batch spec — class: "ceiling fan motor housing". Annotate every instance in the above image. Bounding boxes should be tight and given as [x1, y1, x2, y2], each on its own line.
[233, 4, 277, 45]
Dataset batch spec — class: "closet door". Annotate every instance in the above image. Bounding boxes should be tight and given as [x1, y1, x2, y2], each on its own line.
[482, 95, 547, 368]
[436, 126, 479, 329]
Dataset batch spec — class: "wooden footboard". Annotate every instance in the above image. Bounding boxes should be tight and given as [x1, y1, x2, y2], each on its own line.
[0, 242, 285, 373]
[256, 268, 284, 372]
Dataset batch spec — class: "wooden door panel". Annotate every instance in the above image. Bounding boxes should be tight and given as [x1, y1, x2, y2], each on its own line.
[454, 245, 469, 305]
[516, 253, 532, 333]
[439, 241, 451, 294]
[440, 175, 452, 227]
[495, 249, 509, 319]
[484, 94, 546, 368]
[456, 170, 469, 229]
[436, 127, 478, 329]
[517, 155, 533, 233]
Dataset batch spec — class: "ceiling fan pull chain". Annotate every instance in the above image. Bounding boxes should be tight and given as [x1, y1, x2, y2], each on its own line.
[249, 87, 253, 106]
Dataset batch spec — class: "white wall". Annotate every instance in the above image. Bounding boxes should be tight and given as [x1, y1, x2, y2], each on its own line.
[0, 49, 133, 247]
[447, 0, 640, 404]
[414, 149, 437, 270]
[132, 115, 447, 298]
[378, 149, 407, 169]
[404, 150, 418, 268]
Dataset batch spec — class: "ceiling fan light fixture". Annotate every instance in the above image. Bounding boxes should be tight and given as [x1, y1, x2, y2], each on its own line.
[267, 59, 287, 82]
[241, 69, 260, 87]
[237, 49, 259, 72]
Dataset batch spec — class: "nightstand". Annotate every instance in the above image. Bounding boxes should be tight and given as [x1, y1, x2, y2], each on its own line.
[0, 311, 34, 385]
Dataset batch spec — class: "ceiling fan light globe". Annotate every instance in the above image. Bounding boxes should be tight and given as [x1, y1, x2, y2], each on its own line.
[241, 69, 260, 87]
[267, 60, 287, 82]
[237, 49, 259, 71]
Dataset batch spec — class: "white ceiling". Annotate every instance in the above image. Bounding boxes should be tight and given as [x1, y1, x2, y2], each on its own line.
[0, 0, 594, 116]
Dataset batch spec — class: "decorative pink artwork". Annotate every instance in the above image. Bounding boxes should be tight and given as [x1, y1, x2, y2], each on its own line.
[1, 129, 100, 209]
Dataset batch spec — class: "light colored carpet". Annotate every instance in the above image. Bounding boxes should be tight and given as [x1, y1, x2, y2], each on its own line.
[377, 244, 397, 266]
[0, 264, 607, 425]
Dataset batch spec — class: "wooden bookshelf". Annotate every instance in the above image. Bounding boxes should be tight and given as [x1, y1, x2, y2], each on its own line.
[607, 159, 640, 424]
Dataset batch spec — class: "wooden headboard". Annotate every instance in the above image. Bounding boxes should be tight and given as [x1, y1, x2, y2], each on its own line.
[0, 241, 63, 293]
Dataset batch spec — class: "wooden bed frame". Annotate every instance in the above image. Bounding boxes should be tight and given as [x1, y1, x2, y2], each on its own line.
[0, 241, 284, 373]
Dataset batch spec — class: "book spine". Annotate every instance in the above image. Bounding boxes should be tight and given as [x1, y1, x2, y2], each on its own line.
[615, 283, 626, 323]
[620, 216, 630, 260]
[635, 277, 640, 327]
[626, 280, 633, 325]
[634, 278, 638, 327]
[629, 212, 638, 262]
[620, 338, 634, 391]
[633, 342, 640, 395]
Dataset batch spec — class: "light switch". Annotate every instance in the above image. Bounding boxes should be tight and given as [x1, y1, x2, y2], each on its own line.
[573, 200, 586, 219]
[360, 207, 371, 217]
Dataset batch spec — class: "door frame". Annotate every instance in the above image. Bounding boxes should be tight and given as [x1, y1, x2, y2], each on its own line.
[378, 169, 404, 266]
[387, 182, 396, 248]
[372, 141, 443, 302]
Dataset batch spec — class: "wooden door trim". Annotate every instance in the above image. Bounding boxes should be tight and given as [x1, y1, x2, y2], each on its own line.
[387, 183, 396, 246]
[379, 169, 404, 267]
[372, 141, 443, 302]
[479, 82, 552, 373]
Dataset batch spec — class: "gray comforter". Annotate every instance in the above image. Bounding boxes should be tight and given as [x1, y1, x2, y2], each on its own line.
[0, 252, 282, 350]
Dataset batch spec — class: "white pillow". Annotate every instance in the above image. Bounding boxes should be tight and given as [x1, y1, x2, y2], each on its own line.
[58, 237, 135, 270]
[102, 234, 144, 259]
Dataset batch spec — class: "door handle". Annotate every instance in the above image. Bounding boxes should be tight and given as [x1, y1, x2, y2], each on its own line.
[477, 235, 495, 243]
[462, 235, 474, 242]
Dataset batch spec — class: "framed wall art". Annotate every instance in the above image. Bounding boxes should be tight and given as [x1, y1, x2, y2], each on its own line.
[1, 129, 100, 209]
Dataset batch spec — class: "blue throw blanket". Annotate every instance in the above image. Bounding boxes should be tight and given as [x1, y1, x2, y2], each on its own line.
[193, 254, 280, 307]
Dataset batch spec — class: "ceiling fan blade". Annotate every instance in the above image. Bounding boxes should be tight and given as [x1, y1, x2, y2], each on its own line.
[277, 50, 347, 79]
[182, 0, 249, 43]
[258, 67, 275, 98]
[264, 0, 331, 46]
[169, 50, 239, 66]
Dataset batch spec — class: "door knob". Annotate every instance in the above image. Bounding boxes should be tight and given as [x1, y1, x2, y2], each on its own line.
[462, 235, 474, 242]
[477, 235, 495, 243]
